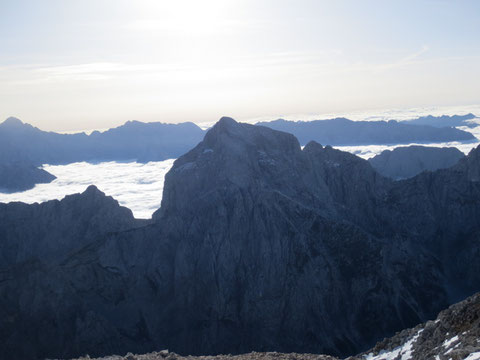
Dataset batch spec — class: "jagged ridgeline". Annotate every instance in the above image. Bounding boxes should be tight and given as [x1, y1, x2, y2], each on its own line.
[1, 118, 480, 360]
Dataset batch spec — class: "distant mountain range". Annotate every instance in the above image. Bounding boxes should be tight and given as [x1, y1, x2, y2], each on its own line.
[0, 114, 477, 192]
[0, 117, 205, 165]
[0, 117, 205, 191]
[369, 145, 465, 180]
[405, 113, 477, 128]
[1, 118, 480, 359]
[257, 117, 476, 146]
[0, 114, 477, 166]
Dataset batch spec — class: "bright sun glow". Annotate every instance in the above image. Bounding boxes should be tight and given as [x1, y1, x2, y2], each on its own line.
[1, 1, 479, 130]
[131, 0, 232, 35]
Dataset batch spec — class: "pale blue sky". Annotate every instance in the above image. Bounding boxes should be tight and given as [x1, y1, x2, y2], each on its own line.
[1, 0, 479, 131]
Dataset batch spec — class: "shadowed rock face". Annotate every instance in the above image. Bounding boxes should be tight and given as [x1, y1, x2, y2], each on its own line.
[59, 292, 480, 360]
[369, 145, 465, 180]
[1, 118, 480, 360]
[0, 185, 141, 268]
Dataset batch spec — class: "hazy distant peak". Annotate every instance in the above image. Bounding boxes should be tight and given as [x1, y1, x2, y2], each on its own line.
[0, 117, 37, 132]
[263, 117, 352, 125]
[2, 116, 24, 126]
[418, 113, 475, 120]
[124, 119, 142, 125]
[406, 113, 478, 128]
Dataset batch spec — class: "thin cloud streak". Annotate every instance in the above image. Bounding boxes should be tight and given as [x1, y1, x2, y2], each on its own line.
[0, 47, 462, 85]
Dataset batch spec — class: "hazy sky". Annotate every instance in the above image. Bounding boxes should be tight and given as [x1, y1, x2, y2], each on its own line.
[1, 0, 479, 131]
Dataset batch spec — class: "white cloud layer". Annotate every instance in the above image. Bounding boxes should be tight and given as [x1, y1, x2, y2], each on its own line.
[0, 160, 175, 219]
[336, 140, 480, 160]
[337, 120, 480, 159]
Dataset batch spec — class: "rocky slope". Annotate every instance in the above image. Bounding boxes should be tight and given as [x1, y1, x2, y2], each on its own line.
[358, 291, 480, 360]
[61, 292, 480, 360]
[368, 145, 465, 180]
[2, 118, 480, 360]
[64, 351, 338, 360]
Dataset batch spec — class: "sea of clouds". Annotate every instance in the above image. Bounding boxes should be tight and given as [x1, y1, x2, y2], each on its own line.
[1, 105, 479, 219]
[337, 121, 480, 159]
[0, 160, 175, 219]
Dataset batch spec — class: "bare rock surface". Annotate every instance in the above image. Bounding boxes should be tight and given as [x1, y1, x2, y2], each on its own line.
[63, 292, 480, 360]
[63, 352, 338, 360]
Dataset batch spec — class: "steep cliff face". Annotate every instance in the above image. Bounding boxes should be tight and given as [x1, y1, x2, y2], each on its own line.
[0, 185, 141, 267]
[369, 145, 465, 180]
[1, 118, 480, 360]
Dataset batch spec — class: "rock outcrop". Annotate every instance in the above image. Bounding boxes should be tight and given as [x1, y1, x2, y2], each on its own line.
[1, 118, 480, 360]
[368, 145, 465, 180]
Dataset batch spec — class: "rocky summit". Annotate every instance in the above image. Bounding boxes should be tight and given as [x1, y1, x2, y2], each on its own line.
[1, 118, 480, 360]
